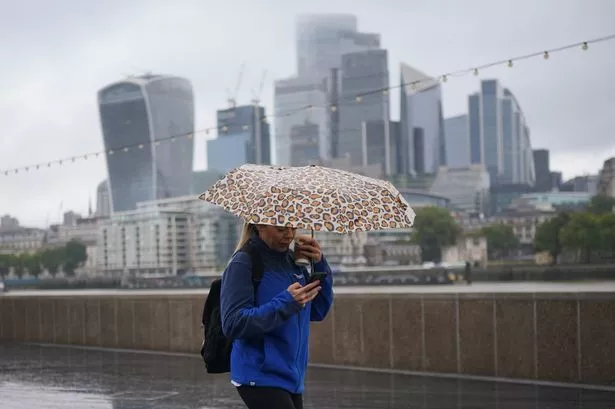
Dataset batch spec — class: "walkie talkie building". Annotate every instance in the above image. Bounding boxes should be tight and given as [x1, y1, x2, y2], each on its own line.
[98, 75, 194, 213]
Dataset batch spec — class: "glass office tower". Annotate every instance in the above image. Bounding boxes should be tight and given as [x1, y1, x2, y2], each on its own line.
[98, 74, 194, 213]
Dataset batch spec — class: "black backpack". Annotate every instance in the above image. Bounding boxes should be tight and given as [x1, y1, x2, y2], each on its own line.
[200, 240, 264, 374]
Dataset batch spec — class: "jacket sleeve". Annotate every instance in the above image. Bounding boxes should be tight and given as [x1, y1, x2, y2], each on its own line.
[220, 251, 303, 340]
[310, 256, 334, 322]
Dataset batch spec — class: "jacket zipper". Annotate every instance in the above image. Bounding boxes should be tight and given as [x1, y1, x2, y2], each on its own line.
[294, 274, 302, 390]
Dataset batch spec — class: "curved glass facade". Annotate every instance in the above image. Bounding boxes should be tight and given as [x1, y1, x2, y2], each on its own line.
[98, 76, 194, 213]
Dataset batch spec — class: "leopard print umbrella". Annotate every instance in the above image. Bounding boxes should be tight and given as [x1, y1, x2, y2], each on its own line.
[198, 164, 416, 234]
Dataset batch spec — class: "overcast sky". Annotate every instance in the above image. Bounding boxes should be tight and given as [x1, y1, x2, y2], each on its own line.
[1, 0, 614, 227]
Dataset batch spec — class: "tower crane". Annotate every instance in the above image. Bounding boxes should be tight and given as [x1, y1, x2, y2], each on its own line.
[226, 62, 246, 108]
[251, 69, 267, 106]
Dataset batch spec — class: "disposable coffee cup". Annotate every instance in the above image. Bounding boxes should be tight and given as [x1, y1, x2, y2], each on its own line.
[294, 257, 310, 267]
[294, 236, 310, 266]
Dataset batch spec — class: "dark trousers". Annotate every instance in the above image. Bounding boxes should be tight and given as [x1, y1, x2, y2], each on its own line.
[237, 385, 303, 409]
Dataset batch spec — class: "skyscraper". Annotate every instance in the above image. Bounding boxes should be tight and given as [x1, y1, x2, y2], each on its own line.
[96, 179, 111, 217]
[98, 74, 194, 213]
[338, 49, 389, 167]
[444, 114, 470, 168]
[533, 149, 551, 191]
[468, 79, 534, 186]
[274, 76, 329, 166]
[275, 13, 382, 167]
[207, 104, 271, 173]
[399, 63, 446, 175]
[295, 14, 380, 78]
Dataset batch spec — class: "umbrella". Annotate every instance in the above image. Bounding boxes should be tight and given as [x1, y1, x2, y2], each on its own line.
[198, 164, 415, 234]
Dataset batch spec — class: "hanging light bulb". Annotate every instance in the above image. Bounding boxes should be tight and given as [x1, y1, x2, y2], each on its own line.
[356, 95, 363, 103]
[508, 60, 513, 68]
[108, 150, 114, 155]
[331, 105, 337, 112]
[582, 42, 588, 51]
[138, 144, 144, 149]
[543, 51, 549, 60]
[222, 126, 228, 133]
[242, 125, 249, 131]
[441, 75, 448, 83]
[382, 89, 389, 96]
[473, 68, 479, 76]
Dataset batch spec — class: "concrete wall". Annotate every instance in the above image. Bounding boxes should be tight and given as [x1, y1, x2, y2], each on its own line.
[1, 292, 614, 387]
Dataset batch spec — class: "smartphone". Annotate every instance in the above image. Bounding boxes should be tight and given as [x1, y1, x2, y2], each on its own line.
[309, 272, 327, 284]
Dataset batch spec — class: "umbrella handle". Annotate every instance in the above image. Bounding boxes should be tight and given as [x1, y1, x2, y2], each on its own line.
[310, 229, 314, 274]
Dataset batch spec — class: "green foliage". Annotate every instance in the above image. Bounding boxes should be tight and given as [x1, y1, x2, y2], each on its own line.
[23, 253, 42, 278]
[41, 247, 64, 277]
[598, 213, 615, 252]
[13, 254, 26, 278]
[560, 212, 601, 263]
[63, 239, 88, 276]
[534, 194, 615, 264]
[412, 206, 461, 263]
[481, 224, 519, 260]
[587, 194, 615, 215]
[534, 212, 571, 264]
[0, 254, 14, 279]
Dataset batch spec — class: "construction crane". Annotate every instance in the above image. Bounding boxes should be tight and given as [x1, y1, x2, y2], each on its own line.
[251, 69, 267, 106]
[226, 62, 246, 108]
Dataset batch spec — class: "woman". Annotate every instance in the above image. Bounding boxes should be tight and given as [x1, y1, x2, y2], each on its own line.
[220, 222, 334, 409]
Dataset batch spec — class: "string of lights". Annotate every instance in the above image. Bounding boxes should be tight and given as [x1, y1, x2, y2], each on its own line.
[1, 33, 613, 177]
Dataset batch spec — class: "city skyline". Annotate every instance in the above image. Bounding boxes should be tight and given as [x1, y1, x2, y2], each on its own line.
[1, 1, 614, 226]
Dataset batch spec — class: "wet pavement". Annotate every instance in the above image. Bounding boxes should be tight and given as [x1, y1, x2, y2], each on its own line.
[1, 343, 614, 408]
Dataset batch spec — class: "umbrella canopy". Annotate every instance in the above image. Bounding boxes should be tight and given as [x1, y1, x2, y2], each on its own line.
[199, 164, 415, 234]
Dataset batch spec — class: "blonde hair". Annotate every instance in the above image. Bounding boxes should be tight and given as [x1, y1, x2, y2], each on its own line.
[234, 222, 256, 253]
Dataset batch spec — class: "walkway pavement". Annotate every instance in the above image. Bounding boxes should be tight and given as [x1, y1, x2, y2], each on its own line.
[1, 343, 614, 408]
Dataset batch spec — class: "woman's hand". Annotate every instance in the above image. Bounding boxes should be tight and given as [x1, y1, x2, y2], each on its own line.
[294, 235, 322, 263]
[287, 281, 321, 307]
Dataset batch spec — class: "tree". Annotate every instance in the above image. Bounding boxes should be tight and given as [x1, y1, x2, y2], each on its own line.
[63, 239, 87, 276]
[560, 212, 601, 264]
[0, 254, 13, 279]
[481, 224, 519, 260]
[587, 194, 615, 215]
[13, 254, 26, 279]
[41, 248, 63, 277]
[24, 253, 42, 278]
[412, 206, 461, 263]
[534, 212, 571, 264]
[598, 213, 615, 255]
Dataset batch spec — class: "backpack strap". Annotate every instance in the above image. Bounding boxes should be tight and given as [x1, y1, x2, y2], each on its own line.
[239, 240, 264, 298]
